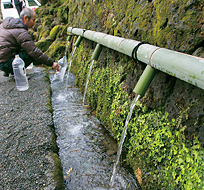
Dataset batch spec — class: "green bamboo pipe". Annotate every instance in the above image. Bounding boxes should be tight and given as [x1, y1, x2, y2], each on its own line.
[133, 65, 157, 97]
[67, 33, 72, 41]
[68, 27, 204, 90]
[74, 36, 83, 47]
[91, 44, 103, 61]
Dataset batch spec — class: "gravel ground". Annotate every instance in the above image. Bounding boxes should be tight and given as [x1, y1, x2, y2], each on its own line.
[0, 67, 60, 189]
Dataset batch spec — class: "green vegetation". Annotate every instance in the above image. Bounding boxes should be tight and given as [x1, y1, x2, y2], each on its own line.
[50, 25, 63, 41]
[52, 153, 64, 190]
[126, 105, 204, 189]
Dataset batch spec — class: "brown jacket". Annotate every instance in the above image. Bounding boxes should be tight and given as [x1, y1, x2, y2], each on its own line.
[0, 17, 53, 66]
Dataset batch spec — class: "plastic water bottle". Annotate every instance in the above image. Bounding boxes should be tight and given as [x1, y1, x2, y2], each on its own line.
[58, 56, 67, 81]
[52, 56, 67, 82]
[12, 54, 29, 91]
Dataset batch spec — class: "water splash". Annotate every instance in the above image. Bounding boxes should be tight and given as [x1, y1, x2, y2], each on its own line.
[66, 46, 77, 89]
[82, 60, 95, 105]
[52, 40, 70, 83]
[110, 94, 141, 187]
[58, 56, 68, 82]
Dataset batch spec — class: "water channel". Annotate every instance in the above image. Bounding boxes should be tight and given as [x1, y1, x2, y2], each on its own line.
[50, 72, 139, 189]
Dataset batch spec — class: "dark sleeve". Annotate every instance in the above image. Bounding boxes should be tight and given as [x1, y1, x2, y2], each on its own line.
[17, 30, 54, 66]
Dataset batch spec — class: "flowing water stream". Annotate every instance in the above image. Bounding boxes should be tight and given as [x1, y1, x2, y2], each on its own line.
[110, 95, 140, 187]
[65, 40, 70, 58]
[83, 60, 95, 105]
[65, 46, 77, 89]
[50, 72, 139, 189]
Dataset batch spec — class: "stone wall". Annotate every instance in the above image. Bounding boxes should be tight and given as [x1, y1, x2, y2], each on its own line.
[48, 0, 204, 144]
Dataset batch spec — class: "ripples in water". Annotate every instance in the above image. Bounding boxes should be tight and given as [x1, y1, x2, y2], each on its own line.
[50, 72, 139, 190]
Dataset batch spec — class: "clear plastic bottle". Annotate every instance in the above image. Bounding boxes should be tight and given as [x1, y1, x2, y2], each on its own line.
[59, 56, 67, 81]
[12, 54, 29, 91]
[52, 56, 67, 82]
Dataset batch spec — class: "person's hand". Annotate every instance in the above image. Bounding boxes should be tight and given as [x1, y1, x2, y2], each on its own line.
[52, 62, 60, 72]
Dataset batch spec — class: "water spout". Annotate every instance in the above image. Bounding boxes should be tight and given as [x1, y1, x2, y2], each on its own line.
[65, 34, 72, 57]
[83, 60, 95, 105]
[82, 44, 103, 105]
[110, 94, 141, 187]
[65, 35, 84, 88]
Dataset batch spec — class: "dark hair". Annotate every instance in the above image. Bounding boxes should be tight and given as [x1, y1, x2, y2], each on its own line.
[20, 8, 34, 20]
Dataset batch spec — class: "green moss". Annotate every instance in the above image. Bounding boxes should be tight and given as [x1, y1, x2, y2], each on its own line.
[35, 6, 49, 15]
[50, 25, 63, 41]
[60, 24, 69, 37]
[126, 106, 204, 189]
[31, 31, 38, 41]
[36, 27, 50, 41]
[36, 37, 52, 52]
[45, 39, 66, 61]
[57, 3, 69, 23]
[36, 25, 44, 40]
[41, 15, 54, 27]
[52, 153, 64, 190]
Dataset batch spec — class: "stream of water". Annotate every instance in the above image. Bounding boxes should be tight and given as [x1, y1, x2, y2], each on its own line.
[50, 72, 139, 189]
[65, 46, 77, 89]
[83, 60, 95, 105]
[110, 95, 140, 187]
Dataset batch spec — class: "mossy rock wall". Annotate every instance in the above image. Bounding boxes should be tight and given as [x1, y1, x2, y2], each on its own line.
[33, 1, 204, 189]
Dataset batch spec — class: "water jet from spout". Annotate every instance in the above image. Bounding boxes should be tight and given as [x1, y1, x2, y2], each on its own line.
[66, 46, 77, 89]
[82, 60, 95, 105]
[110, 94, 140, 187]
